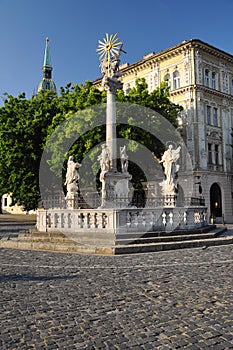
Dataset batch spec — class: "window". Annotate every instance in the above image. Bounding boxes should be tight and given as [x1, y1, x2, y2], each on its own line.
[173, 71, 180, 89]
[213, 107, 218, 126]
[164, 73, 171, 87]
[205, 69, 209, 87]
[208, 143, 212, 163]
[231, 80, 233, 95]
[206, 105, 211, 124]
[4, 197, 7, 207]
[214, 144, 219, 164]
[125, 84, 131, 95]
[211, 72, 216, 89]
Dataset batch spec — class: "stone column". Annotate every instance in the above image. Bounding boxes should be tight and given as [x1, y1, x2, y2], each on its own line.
[106, 87, 117, 171]
[98, 77, 132, 209]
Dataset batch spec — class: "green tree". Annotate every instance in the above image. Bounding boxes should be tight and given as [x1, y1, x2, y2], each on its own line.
[0, 91, 60, 211]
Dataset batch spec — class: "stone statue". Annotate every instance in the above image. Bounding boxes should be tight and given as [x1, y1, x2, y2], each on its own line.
[100, 49, 121, 80]
[99, 41, 124, 92]
[64, 155, 81, 194]
[100, 56, 109, 78]
[98, 144, 110, 181]
[120, 145, 128, 173]
[159, 144, 181, 195]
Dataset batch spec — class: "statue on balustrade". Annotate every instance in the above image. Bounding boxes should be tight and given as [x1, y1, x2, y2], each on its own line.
[120, 145, 128, 173]
[64, 155, 81, 195]
[159, 144, 181, 195]
[98, 143, 111, 181]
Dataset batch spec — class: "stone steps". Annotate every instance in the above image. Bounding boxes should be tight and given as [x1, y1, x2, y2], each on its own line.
[115, 228, 224, 245]
[114, 234, 233, 254]
[1, 226, 233, 255]
[17, 231, 73, 243]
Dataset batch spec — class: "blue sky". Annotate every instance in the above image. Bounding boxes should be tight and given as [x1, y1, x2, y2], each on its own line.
[1, 0, 233, 104]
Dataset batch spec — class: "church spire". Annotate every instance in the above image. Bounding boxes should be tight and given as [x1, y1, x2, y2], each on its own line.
[37, 37, 57, 93]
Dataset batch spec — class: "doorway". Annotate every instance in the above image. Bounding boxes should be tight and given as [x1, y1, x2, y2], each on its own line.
[210, 183, 222, 218]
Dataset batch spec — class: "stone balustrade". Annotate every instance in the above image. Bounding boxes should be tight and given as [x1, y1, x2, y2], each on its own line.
[37, 206, 208, 234]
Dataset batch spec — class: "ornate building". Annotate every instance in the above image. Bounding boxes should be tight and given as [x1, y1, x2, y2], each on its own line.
[37, 37, 56, 93]
[95, 39, 233, 223]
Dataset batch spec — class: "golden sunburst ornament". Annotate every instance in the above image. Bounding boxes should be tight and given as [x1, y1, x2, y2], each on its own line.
[97, 33, 123, 62]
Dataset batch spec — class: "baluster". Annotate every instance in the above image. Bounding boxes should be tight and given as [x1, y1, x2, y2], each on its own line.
[169, 211, 173, 225]
[162, 212, 167, 226]
[102, 213, 107, 228]
[95, 213, 101, 228]
[67, 213, 72, 228]
[126, 212, 131, 229]
[54, 213, 59, 228]
[47, 213, 52, 228]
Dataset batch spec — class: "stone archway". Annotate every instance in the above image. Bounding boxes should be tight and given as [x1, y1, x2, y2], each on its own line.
[210, 183, 222, 218]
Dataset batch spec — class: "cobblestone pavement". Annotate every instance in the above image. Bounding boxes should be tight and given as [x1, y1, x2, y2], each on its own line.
[0, 245, 232, 350]
[0, 215, 36, 238]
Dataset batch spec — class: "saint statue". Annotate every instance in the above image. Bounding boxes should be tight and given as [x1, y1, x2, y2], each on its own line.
[120, 145, 128, 173]
[64, 155, 81, 194]
[159, 144, 181, 187]
[98, 144, 111, 181]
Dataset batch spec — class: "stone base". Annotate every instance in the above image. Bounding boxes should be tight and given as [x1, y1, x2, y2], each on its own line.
[37, 206, 209, 248]
[65, 193, 80, 209]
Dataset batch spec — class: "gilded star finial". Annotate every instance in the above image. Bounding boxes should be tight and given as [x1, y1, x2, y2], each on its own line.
[96, 33, 123, 61]
[97, 33, 126, 78]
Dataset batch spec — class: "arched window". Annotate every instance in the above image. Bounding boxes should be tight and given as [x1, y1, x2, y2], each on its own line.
[125, 83, 131, 95]
[173, 71, 180, 89]
[164, 73, 171, 87]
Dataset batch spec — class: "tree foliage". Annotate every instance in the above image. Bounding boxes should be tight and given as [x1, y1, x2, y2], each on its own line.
[0, 79, 182, 211]
[0, 91, 60, 211]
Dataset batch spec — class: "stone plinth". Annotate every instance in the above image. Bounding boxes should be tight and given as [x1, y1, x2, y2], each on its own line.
[100, 170, 132, 208]
[65, 193, 80, 209]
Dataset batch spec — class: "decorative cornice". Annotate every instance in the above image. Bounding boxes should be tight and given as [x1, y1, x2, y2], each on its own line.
[118, 39, 233, 77]
[194, 84, 233, 101]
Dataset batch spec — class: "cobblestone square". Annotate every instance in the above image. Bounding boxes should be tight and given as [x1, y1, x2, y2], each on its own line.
[0, 245, 232, 349]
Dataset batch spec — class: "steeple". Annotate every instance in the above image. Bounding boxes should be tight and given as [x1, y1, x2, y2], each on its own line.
[37, 37, 57, 93]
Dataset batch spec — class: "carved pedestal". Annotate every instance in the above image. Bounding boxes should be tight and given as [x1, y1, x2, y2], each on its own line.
[163, 195, 177, 207]
[100, 170, 132, 208]
[65, 193, 80, 209]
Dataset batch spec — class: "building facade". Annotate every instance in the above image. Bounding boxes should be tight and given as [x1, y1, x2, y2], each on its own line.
[96, 39, 233, 223]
